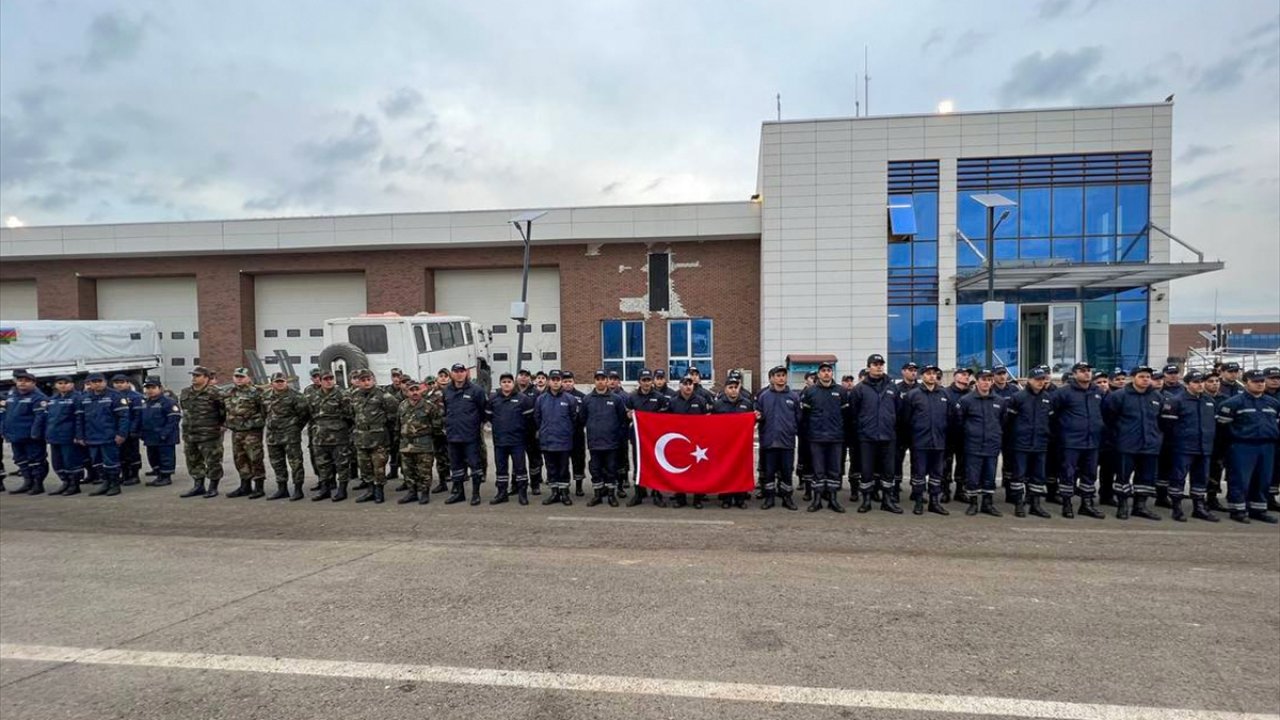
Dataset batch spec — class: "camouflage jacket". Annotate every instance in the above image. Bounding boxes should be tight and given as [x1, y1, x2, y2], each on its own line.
[308, 387, 354, 446]
[179, 384, 226, 442]
[223, 384, 266, 432]
[398, 396, 443, 454]
[302, 383, 323, 435]
[349, 386, 399, 449]
[424, 387, 448, 437]
[264, 387, 310, 444]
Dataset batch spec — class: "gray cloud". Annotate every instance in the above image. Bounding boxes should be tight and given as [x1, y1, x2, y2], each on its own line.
[69, 135, 126, 170]
[1245, 15, 1280, 40]
[380, 87, 425, 119]
[949, 30, 992, 59]
[1173, 170, 1237, 195]
[25, 191, 76, 212]
[1177, 144, 1231, 163]
[379, 154, 408, 174]
[1192, 54, 1250, 93]
[919, 28, 945, 53]
[1038, 0, 1073, 20]
[600, 181, 621, 196]
[998, 47, 1158, 105]
[641, 178, 664, 193]
[83, 11, 147, 70]
[0, 114, 56, 187]
[297, 115, 381, 166]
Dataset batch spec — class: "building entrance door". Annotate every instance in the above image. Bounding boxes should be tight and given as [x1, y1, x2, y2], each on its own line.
[1021, 304, 1081, 375]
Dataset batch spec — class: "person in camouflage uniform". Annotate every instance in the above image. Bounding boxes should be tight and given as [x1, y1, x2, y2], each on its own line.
[224, 367, 268, 499]
[303, 368, 324, 491]
[347, 368, 400, 504]
[178, 366, 226, 498]
[308, 370, 354, 501]
[263, 371, 310, 501]
[396, 378, 443, 504]
[383, 369, 406, 484]
[428, 369, 452, 494]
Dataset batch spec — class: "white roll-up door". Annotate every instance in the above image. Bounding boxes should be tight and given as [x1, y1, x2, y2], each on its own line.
[96, 277, 199, 389]
[254, 273, 366, 374]
[434, 268, 561, 376]
[0, 280, 38, 319]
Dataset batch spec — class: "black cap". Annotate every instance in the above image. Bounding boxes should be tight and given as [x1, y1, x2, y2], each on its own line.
[451, 363, 467, 372]
[901, 361, 918, 371]
[1112, 367, 1126, 377]
[818, 361, 834, 371]
[517, 369, 532, 377]
[86, 372, 106, 381]
[1264, 367, 1280, 379]
[638, 369, 653, 380]
[653, 369, 666, 379]
[1029, 367, 1048, 379]
[534, 370, 547, 378]
[867, 353, 885, 366]
[1244, 369, 1266, 382]
[1131, 365, 1154, 376]
[768, 365, 787, 376]
[1092, 370, 1108, 380]
[1223, 362, 1241, 372]
[1184, 370, 1205, 383]
[1072, 361, 1091, 371]
[727, 370, 743, 382]
[952, 367, 971, 375]
[12, 369, 36, 381]
[841, 374, 855, 382]
[548, 369, 563, 379]
[142, 376, 162, 386]
[858, 368, 869, 378]
[977, 368, 995, 378]
[562, 370, 575, 379]
[804, 371, 817, 380]
[993, 365, 1008, 374]
[54, 374, 73, 382]
[607, 370, 620, 380]
[594, 369, 607, 378]
[499, 372, 514, 381]
[1162, 364, 1180, 375]
[923, 364, 941, 374]
[1205, 370, 1220, 380]
[110, 373, 129, 382]
[686, 365, 701, 376]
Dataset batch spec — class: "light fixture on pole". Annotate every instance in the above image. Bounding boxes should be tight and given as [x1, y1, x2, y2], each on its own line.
[509, 210, 548, 377]
[969, 193, 1017, 369]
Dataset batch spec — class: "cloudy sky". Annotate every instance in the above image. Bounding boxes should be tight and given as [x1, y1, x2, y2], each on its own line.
[1, 0, 1277, 320]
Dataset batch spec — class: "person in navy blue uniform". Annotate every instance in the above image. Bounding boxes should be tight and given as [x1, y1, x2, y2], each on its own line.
[1005, 367, 1055, 519]
[534, 370, 579, 506]
[516, 369, 544, 496]
[607, 370, 634, 499]
[653, 369, 676, 399]
[1096, 369, 1123, 506]
[991, 365, 1020, 503]
[666, 374, 712, 508]
[1159, 370, 1218, 522]
[626, 369, 670, 507]
[562, 371, 589, 497]
[76, 372, 130, 497]
[840, 373, 862, 503]
[1215, 369, 1280, 524]
[941, 368, 972, 503]
[579, 370, 628, 507]
[111, 375, 145, 486]
[1153, 364, 1184, 509]
[44, 375, 85, 496]
[1264, 366, 1280, 511]
[441, 362, 488, 505]
[2, 369, 49, 495]
[796, 370, 817, 501]
[757, 365, 801, 511]
[486, 372, 534, 505]
[138, 376, 181, 488]
[891, 361, 920, 496]
[1050, 362, 1107, 518]
[900, 364, 951, 516]
[799, 361, 847, 513]
[1103, 365, 1166, 520]
[849, 353, 902, 514]
[953, 369, 1007, 517]
[711, 371, 755, 509]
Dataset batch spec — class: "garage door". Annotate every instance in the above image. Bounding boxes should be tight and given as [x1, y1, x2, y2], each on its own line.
[97, 277, 199, 389]
[254, 273, 366, 373]
[0, 280, 38, 319]
[434, 268, 561, 376]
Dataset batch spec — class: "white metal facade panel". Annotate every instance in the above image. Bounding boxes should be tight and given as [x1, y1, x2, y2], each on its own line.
[254, 273, 367, 372]
[0, 280, 38, 319]
[96, 277, 199, 389]
[434, 268, 561, 376]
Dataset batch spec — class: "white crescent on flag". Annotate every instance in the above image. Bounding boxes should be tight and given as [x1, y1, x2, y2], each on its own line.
[654, 432, 691, 474]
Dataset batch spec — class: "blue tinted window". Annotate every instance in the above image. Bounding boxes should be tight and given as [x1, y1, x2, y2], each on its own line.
[625, 360, 646, 381]
[626, 320, 644, 357]
[1118, 231, 1147, 262]
[603, 360, 623, 377]
[888, 195, 918, 235]
[913, 241, 937, 268]
[888, 307, 911, 354]
[1052, 237, 1083, 262]
[1117, 184, 1149, 235]
[958, 241, 982, 268]
[1052, 186, 1083, 236]
[995, 239, 1018, 261]
[913, 305, 938, 351]
[914, 192, 938, 240]
[992, 189, 1018, 238]
[669, 319, 688, 357]
[888, 242, 911, 268]
[956, 303, 1018, 373]
[958, 194, 986, 239]
[1116, 300, 1149, 369]
[1019, 187, 1051, 237]
[691, 319, 712, 356]
[1084, 236, 1114, 263]
[1021, 238, 1051, 260]
[602, 321, 622, 359]
[1084, 185, 1115, 236]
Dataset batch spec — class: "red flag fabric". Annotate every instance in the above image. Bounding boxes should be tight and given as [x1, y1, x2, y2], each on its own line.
[634, 412, 756, 495]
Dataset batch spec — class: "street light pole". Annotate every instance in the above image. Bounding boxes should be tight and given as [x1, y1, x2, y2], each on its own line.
[985, 205, 996, 369]
[514, 220, 532, 377]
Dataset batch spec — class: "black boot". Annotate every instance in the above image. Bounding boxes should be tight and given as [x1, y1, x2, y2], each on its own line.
[311, 481, 332, 501]
[720, 496, 733, 509]
[290, 482, 305, 501]
[145, 469, 159, 477]
[516, 485, 528, 506]
[1029, 496, 1051, 518]
[90, 478, 112, 496]
[965, 497, 980, 516]
[469, 479, 482, 506]
[445, 480, 466, 505]
[1132, 496, 1161, 521]
[980, 496, 1002, 517]
[331, 481, 348, 502]
[352, 480, 371, 491]
[587, 489, 604, 507]
[1154, 486, 1171, 508]
[927, 496, 950, 515]
[419, 486, 432, 504]
[49, 478, 70, 496]
[226, 479, 250, 498]
[181, 480, 206, 498]
[606, 489, 619, 507]
[62, 478, 82, 496]
[1191, 499, 1218, 522]
[780, 493, 798, 511]
[857, 494, 873, 513]
[807, 489, 823, 512]
[761, 491, 776, 510]
[1207, 494, 1227, 512]
[802, 482, 813, 502]
[28, 478, 46, 496]
[574, 477, 584, 497]
[826, 491, 845, 513]
[145, 473, 169, 487]
[204, 479, 221, 497]
[374, 485, 385, 504]
[1014, 497, 1027, 518]
[104, 477, 121, 496]
[913, 497, 925, 515]
[626, 488, 645, 507]
[1229, 510, 1250, 524]
[356, 484, 377, 503]
[248, 478, 266, 499]
[121, 472, 139, 487]
[1248, 510, 1280, 524]
[1115, 496, 1130, 520]
[1170, 498, 1186, 522]
[490, 484, 510, 505]
[1268, 496, 1280, 513]
[880, 489, 904, 514]
[561, 487, 573, 506]
[431, 479, 449, 494]
[541, 488, 561, 505]
[267, 481, 290, 500]
[691, 494, 705, 509]
[1079, 497, 1105, 519]
[651, 491, 665, 507]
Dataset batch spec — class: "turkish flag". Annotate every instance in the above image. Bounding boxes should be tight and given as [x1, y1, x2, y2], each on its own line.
[634, 412, 756, 495]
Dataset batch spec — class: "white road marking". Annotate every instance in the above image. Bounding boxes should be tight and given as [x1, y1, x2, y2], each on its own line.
[546, 515, 734, 526]
[2, 643, 1275, 720]
[1009, 527, 1277, 538]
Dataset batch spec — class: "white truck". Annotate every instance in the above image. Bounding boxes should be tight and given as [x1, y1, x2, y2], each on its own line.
[319, 313, 493, 390]
[0, 320, 163, 390]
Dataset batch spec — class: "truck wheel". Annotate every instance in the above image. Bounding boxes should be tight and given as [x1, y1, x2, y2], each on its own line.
[318, 342, 369, 388]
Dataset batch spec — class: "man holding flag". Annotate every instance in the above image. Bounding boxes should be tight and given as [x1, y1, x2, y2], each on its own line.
[711, 370, 755, 509]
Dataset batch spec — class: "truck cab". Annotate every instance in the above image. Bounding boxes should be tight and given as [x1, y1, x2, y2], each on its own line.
[320, 313, 492, 390]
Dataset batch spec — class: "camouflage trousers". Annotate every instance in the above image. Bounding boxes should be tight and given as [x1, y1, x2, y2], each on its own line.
[183, 436, 224, 483]
[401, 451, 435, 492]
[232, 430, 266, 482]
[356, 445, 389, 486]
[313, 444, 351, 485]
[268, 441, 305, 484]
[432, 433, 450, 482]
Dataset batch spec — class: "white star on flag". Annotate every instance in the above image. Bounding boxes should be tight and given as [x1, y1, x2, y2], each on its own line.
[692, 445, 709, 463]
